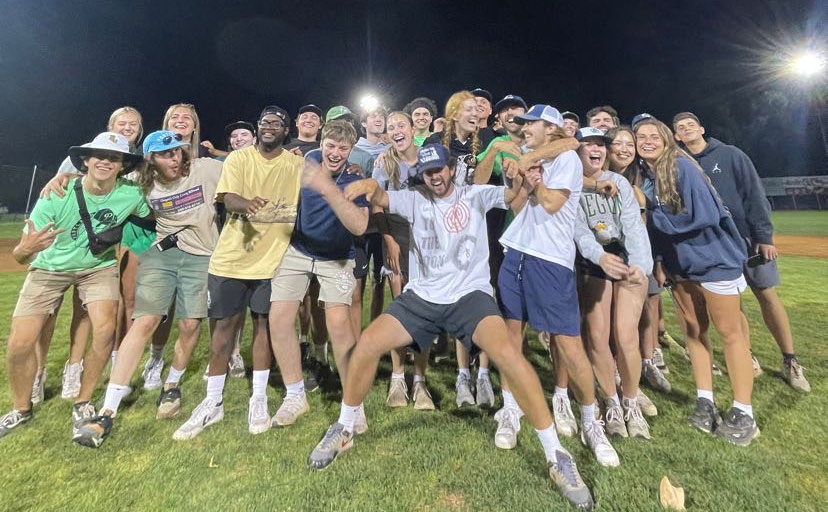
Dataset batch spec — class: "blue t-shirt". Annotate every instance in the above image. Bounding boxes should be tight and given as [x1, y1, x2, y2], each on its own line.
[291, 150, 370, 260]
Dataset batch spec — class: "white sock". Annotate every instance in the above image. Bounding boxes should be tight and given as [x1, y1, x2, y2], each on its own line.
[391, 372, 405, 381]
[502, 390, 519, 411]
[697, 389, 714, 402]
[554, 386, 569, 398]
[150, 345, 163, 360]
[478, 367, 490, 380]
[252, 370, 270, 399]
[458, 368, 471, 379]
[733, 401, 754, 418]
[580, 403, 596, 425]
[608, 394, 620, 407]
[299, 334, 308, 345]
[102, 383, 131, 415]
[165, 366, 185, 386]
[413, 375, 425, 384]
[111, 351, 118, 365]
[535, 424, 564, 460]
[206, 374, 226, 403]
[622, 396, 637, 408]
[285, 379, 305, 397]
[338, 402, 359, 431]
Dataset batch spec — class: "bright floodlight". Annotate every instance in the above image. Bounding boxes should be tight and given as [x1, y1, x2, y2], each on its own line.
[789, 50, 825, 78]
[359, 94, 380, 112]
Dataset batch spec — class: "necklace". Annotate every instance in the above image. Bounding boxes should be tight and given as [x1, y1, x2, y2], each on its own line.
[81, 177, 116, 205]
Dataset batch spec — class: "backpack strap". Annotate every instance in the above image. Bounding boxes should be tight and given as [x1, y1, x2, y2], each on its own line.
[73, 179, 99, 242]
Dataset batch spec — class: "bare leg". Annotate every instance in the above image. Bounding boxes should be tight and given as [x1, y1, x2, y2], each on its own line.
[208, 313, 244, 376]
[613, 278, 647, 398]
[250, 314, 272, 371]
[325, 304, 357, 385]
[109, 315, 163, 385]
[68, 290, 91, 364]
[704, 289, 754, 404]
[117, 249, 140, 349]
[752, 286, 795, 355]
[370, 274, 385, 321]
[269, 301, 303, 386]
[671, 283, 713, 393]
[349, 277, 365, 341]
[553, 333, 596, 407]
[35, 312, 58, 373]
[639, 294, 659, 359]
[579, 276, 615, 397]
[169, 318, 203, 372]
[7, 315, 50, 410]
[76, 300, 119, 403]
[500, 319, 525, 393]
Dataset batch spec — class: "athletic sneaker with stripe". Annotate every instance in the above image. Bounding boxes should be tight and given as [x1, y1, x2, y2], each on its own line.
[547, 449, 594, 510]
[173, 397, 224, 440]
[308, 422, 354, 469]
[0, 409, 32, 438]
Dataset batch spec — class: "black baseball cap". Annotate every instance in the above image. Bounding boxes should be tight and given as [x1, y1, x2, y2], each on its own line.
[259, 105, 290, 125]
[562, 111, 580, 123]
[298, 104, 323, 118]
[224, 121, 256, 139]
[471, 88, 492, 104]
[493, 94, 528, 114]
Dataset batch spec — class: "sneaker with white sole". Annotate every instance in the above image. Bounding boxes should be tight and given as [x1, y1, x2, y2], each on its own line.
[386, 377, 408, 408]
[581, 419, 620, 468]
[61, 360, 83, 399]
[636, 388, 658, 417]
[476, 374, 495, 408]
[455, 374, 475, 408]
[156, 386, 182, 419]
[602, 398, 627, 438]
[248, 396, 271, 434]
[0, 409, 33, 439]
[715, 407, 760, 446]
[653, 347, 669, 375]
[273, 393, 309, 426]
[688, 397, 720, 434]
[71, 401, 96, 436]
[229, 353, 246, 378]
[307, 422, 354, 470]
[547, 449, 594, 510]
[493, 407, 521, 449]
[622, 398, 651, 440]
[142, 357, 164, 390]
[642, 359, 672, 393]
[552, 393, 578, 437]
[31, 368, 46, 405]
[752, 355, 763, 378]
[172, 397, 224, 440]
[782, 358, 810, 392]
[412, 381, 435, 410]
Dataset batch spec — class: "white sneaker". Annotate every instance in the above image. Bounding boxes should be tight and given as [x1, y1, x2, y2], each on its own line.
[552, 393, 578, 437]
[71, 401, 96, 436]
[273, 393, 309, 426]
[493, 407, 521, 449]
[580, 419, 620, 468]
[248, 396, 271, 435]
[354, 405, 368, 435]
[61, 360, 83, 399]
[229, 353, 246, 378]
[31, 368, 47, 405]
[142, 357, 164, 390]
[637, 388, 658, 417]
[173, 397, 224, 440]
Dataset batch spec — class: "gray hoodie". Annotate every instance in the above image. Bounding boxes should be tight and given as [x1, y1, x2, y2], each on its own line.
[574, 170, 653, 275]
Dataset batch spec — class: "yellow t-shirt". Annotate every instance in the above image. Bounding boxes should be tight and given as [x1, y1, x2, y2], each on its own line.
[208, 146, 303, 279]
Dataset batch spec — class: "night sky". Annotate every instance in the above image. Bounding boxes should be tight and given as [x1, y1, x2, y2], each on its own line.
[1, 0, 826, 177]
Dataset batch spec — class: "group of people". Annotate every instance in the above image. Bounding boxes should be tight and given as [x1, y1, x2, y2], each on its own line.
[0, 89, 811, 510]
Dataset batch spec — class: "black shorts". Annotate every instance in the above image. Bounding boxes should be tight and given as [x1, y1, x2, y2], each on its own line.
[353, 237, 369, 279]
[365, 232, 384, 281]
[385, 214, 411, 282]
[386, 290, 501, 356]
[576, 242, 629, 282]
[207, 274, 271, 318]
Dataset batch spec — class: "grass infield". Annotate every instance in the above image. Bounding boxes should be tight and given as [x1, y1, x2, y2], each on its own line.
[0, 214, 825, 511]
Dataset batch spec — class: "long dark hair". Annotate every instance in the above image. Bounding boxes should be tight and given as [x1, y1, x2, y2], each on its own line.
[137, 148, 192, 192]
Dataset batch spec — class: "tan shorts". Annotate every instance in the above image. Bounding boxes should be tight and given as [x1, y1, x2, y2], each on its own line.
[13, 265, 120, 317]
[270, 245, 355, 306]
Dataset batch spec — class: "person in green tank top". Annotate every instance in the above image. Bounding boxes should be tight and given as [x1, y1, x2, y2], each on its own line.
[403, 97, 438, 147]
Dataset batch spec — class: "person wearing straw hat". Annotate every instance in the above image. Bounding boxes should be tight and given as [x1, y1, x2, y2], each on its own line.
[0, 132, 149, 441]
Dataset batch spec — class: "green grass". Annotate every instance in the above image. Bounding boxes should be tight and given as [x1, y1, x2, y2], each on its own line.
[771, 210, 828, 236]
[0, 248, 826, 510]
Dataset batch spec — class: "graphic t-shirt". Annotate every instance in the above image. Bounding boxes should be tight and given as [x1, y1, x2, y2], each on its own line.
[208, 145, 303, 279]
[145, 158, 223, 256]
[372, 158, 418, 191]
[388, 185, 507, 304]
[27, 177, 151, 272]
[500, 150, 583, 269]
[291, 150, 370, 260]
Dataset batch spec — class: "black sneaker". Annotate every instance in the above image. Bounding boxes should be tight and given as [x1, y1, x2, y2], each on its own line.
[688, 398, 720, 434]
[73, 415, 113, 448]
[716, 407, 760, 447]
[156, 386, 182, 419]
[0, 409, 33, 439]
[304, 359, 324, 392]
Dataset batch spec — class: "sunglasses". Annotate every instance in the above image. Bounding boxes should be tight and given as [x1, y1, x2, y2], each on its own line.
[162, 133, 184, 145]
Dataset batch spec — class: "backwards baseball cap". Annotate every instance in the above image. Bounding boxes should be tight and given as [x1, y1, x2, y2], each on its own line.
[493, 94, 528, 114]
[471, 88, 492, 103]
[143, 130, 190, 154]
[575, 127, 613, 143]
[562, 111, 580, 123]
[415, 144, 451, 173]
[325, 105, 357, 123]
[69, 132, 143, 172]
[298, 104, 323, 118]
[514, 104, 565, 127]
[259, 105, 290, 125]
[631, 113, 655, 129]
[224, 121, 256, 139]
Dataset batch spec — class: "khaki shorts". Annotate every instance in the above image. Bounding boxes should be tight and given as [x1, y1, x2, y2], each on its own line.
[13, 265, 120, 317]
[270, 245, 355, 306]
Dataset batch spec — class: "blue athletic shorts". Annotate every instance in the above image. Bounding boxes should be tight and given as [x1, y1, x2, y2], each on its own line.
[497, 249, 580, 336]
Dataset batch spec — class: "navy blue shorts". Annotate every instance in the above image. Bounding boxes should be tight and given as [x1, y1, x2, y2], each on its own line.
[497, 249, 580, 336]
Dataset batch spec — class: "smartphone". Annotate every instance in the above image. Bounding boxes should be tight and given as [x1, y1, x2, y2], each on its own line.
[746, 253, 766, 268]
